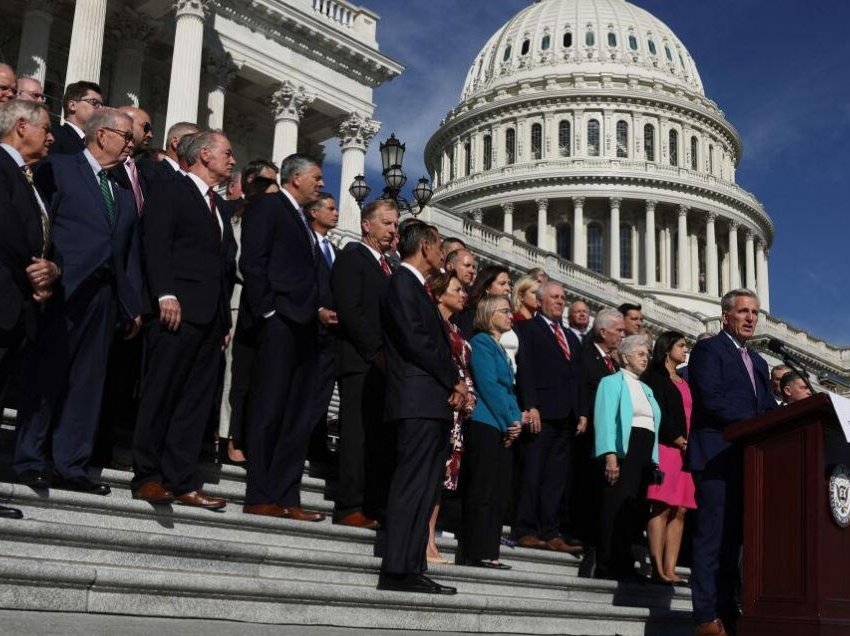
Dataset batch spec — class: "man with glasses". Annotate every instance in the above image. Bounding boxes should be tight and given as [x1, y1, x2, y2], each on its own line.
[15, 77, 46, 103]
[49, 81, 104, 155]
[0, 64, 16, 103]
[14, 108, 141, 496]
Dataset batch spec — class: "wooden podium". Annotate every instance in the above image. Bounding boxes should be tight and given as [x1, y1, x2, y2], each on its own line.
[725, 393, 850, 636]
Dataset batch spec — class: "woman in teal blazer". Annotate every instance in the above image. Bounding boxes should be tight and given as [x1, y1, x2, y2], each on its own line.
[593, 335, 661, 581]
[457, 294, 523, 569]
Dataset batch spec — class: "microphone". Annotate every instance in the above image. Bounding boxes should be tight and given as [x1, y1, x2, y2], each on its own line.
[767, 338, 816, 395]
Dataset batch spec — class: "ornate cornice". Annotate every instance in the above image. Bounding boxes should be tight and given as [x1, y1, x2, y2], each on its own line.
[174, 0, 208, 20]
[270, 80, 315, 123]
[337, 112, 380, 151]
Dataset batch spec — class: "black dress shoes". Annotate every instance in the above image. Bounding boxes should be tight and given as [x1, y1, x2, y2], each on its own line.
[18, 470, 50, 489]
[455, 557, 512, 570]
[0, 505, 23, 519]
[578, 545, 596, 579]
[53, 476, 111, 496]
[377, 573, 457, 595]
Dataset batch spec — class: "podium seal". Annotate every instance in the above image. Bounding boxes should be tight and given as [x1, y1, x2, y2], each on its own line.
[829, 464, 850, 529]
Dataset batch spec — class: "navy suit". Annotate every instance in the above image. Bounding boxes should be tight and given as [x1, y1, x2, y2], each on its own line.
[514, 314, 582, 541]
[687, 331, 775, 628]
[15, 151, 141, 480]
[239, 191, 319, 507]
[48, 122, 86, 156]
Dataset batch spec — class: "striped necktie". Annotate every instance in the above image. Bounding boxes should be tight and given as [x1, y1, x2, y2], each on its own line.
[98, 169, 116, 225]
[551, 322, 572, 361]
[22, 165, 50, 256]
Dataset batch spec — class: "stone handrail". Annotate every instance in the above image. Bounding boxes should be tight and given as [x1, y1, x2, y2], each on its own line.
[311, 0, 355, 27]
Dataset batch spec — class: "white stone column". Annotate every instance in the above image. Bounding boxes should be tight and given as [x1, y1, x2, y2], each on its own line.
[502, 202, 514, 235]
[762, 250, 771, 312]
[609, 197, 621, 279]
[271, 80, 315, 163]
[337, 112, 380, 234]
[536, 198, 549, 251]
[690, 234, 700, 291]
[745, 230, 756, 291]
[756, 240, 769, 309]
[573, 197, 586, 267]
[677, 205, 690, 291]
[631, 226, 639, 282]
[728, 222, 741, 289]
[164, 0, 208, 135]
[110, 13, 153, 106]
[721, 248, 730, 294]
[706, 213, 719, 297]
[64, 0, 108, 88]
[644, 200, 656, 287]
[205, 53, 238, 130]
[663, 226, 673, 288]
[16, 0, 53, 83]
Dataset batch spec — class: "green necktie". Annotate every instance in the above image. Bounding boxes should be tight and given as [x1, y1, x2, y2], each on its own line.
[98, 169, 116, 225]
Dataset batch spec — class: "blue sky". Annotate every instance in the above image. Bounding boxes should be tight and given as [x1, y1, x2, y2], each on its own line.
[321, 0, 850, 345]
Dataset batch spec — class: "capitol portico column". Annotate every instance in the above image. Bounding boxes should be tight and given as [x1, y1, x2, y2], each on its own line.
[690, 234, 700, 291]
[271, 80, 315, 163]
[536, 198, 549, 251]
[164, 0, 208, 134]
[502, 202, 514, 235]
[705, 213, 719, 297]
[756, 240, 769, 309]
[16, 0, 53, 83]
[677, 205, 690, 291]
[573, 197, 586, 267]
[337, 112, 381, 234]
[644, 200, 656, 287]
[745, 230, 756, 290]
[728, 222, 741, 289]
[762, 250, 771, 312]
[609, 197, 621, 279]
[110, 13, 153, 106]
[205, 54, 238, 130]
[64, 0, 108, 87]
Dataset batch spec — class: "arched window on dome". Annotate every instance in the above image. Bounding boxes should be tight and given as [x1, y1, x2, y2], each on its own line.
[587, 119, 600, 157]
[531, 123, 542, 160]
[587, 223, 603, 273]
[708, 143, 714, 174]
[620, 223, 633, 279]
[505, 128, 516, 165]
[556, 223, 572, 260]
[558, 120, 571, 157]
[607, 32, 617, 47]
[669, 129, 679, 167]
[665, 45, 673, 62]
[586, 30, 595, 47]
[563, 32, 573, 48]
[541, 34, 551, 51]
[616, 120, 628, 158]
[526, 224, 538, 247]
[464, 139, 471, 176]
[644, 123, 656, 162]
[483, 134, 492, 171]
[449, 148, 456, 180]
[690, 136, 698, 171]
[503, 45, 512, 62]
[628, 34, 638, 51]
[521, 39, 530, 56]
[647, 38, 657, 55]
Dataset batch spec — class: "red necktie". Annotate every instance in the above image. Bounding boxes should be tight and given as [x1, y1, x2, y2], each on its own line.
[604, 355, 616, 373]
[551, 323, 571, 361]
[380, 255, 391, 276]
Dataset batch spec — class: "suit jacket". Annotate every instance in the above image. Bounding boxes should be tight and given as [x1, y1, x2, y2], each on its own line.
[141, 174, 235, 328]
[594, 370, 661, 465]
[332, 241, 391, 376]
[35, 152, 141, 321]
[641, 366, 688, 446]
[468, 332, 522, 433]
[578, 340, 620, 426]
[239, 191, 317, 326]
[686, 332, 776, 471]
[0, 148, 47, 333]
[48, 122, 86, 156]
[382, 265, 458, 422]
[515, 313, 582, 420]
[110, 159, 148, 215]
[136, 156, 180, 186]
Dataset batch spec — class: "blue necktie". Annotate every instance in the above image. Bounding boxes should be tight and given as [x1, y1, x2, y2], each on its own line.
[321, 238, 333, 268]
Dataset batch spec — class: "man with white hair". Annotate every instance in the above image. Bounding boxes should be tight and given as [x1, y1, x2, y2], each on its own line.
[14, 77, 45, 103]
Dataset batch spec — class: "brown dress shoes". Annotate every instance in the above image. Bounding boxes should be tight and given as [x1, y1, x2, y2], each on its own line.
[336, 511, 379, 529]
[242, 503, 325, 522]
[282, 507, 326, 522]
[517, 534, 547, 548]
[174, 490, 226, 510]
[546, 537, 584, 555]
[132, 482, 175, 504]
[694, 619, 728, 636]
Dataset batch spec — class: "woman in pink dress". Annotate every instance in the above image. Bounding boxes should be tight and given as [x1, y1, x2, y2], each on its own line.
[641, 331, 696, 583]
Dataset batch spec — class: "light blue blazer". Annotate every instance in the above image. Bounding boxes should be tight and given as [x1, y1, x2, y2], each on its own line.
[469, 332, 522, 433]
[594, 370, 661, 465]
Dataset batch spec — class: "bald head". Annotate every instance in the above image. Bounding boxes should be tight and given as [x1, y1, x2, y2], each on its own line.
[0, 64, 16, 103]
[15, 77, 45, 103]
[118, 105, 153, 149]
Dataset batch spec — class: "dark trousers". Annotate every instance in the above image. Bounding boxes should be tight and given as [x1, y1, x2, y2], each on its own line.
[244, 314, 317, 506]
[306, 332, 336, 464]
[459, 421, 512, 561]
[0, 325, 25, 410]
[597, 427, 654, 576]
[381, 417, 450, 575]
[569, 430, 603, 544]
[132, 319, 222, 494]
[226, 329, 259, 449]
[15, 282, 116, 479]
[691, 449, 743, 626]
[515, 416, 575, 540]
[335, 364, 389, 520]
[95, 334, 143, 466]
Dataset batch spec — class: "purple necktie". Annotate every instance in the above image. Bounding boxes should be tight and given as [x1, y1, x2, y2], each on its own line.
[740, 346, 756, 394]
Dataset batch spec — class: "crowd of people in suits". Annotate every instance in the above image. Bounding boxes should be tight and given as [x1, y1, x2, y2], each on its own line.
[1, 63, 784, 635]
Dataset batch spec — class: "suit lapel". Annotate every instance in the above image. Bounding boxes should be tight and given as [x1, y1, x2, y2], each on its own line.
[76, 153, 112, 229]
[279, 192, 316, 262]
[182, 175, 221, 246]
[718, 333, 756, 398]
[357, 242, 387, 278]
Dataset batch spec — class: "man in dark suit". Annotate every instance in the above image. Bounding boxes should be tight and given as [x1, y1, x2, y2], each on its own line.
[135, 121, 199, 184]
[331, 198, 399, 528]
[688, 289, 775, 636]
[514, 281, 583, 555]
[49, 81, 103, 156]
[15, 107, 141, 495]
[377, 220, 465, 595]
[131, 130, 237, 510]
[239, 153, 325, 521]
[574, 307, 625, 577]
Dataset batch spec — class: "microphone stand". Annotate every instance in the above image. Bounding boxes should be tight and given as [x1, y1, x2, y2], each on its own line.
[782, 353, 817, 396]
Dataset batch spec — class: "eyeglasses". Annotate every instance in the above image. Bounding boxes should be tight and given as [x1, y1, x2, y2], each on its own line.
[495, 308, 513, 315]
[17, 90, 46, 102]
[0, 84, 15, 94]
[78, 97, 104, 109]
[102, 127, 134, 145]
[142, 122, 152, 134]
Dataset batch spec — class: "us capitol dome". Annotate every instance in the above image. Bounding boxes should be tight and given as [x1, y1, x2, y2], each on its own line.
[424, 0, 773, 318]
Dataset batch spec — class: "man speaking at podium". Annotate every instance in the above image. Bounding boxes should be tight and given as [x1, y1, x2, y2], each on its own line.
[687, 289, 776, 636]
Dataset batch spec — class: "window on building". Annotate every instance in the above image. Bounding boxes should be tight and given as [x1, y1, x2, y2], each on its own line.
[464, 140, 471, 175]
[531, 123, 542, 160]
[616, 120, 628, 158]
[503, 45, 512, 62]
[483, 134, 492, 171]
[541, 34, 551, 50]
[505, 128, 516, 165]
[556, 223, 572, 260]
[665, 45, 673, 61]
[449, 149, 456, 180]
[708, 143, 714, 173]
[669, 129, 678, 167]
[690, 136, 698, 170]
[563, 32, 573, 48]
[628, 34, 638, 50]
[521, 39, 530, 55]
[587, 118, 600, 156]
[648, 39, 657, 55]
[586, 31, 595, 46]
[587, 223, 603, 273]
[644, 123, 655, 161]
[608, 32, 617, 47]
[558, 120, 571, 157]
[526, 224, 538, 247]
[620, 223, 632, 278]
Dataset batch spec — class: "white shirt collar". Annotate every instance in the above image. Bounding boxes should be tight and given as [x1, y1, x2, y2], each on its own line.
[361, 241, 383, 263]
[538, 313, 560, 330]
[163, 156, 181, 173]
[594, 342, 610, 358]
[280, 186, 301, 212]
[65, 121, 85, 139]
[400, 262, 426, 285]
[0, 143, 24, 167]
[724, 330, 746, 350]
[185, 171, 212, 201]
[82, 148, 105, 175]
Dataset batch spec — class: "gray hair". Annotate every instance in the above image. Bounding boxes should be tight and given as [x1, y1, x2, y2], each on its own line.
[84, 107, 133, 144]
[184, 130, 227, 166]
[535, 280, 563, 302]
[279, 153, 318, 184]
[721, 288, 760, 313]
[0, 99, 49, 136]
[166, 121, 200, 147]
[619, 334, 649, 359]
[593, 308, 624, 336]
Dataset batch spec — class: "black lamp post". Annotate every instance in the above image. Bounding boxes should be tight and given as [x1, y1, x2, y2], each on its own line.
[348, 133, 434, 216]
